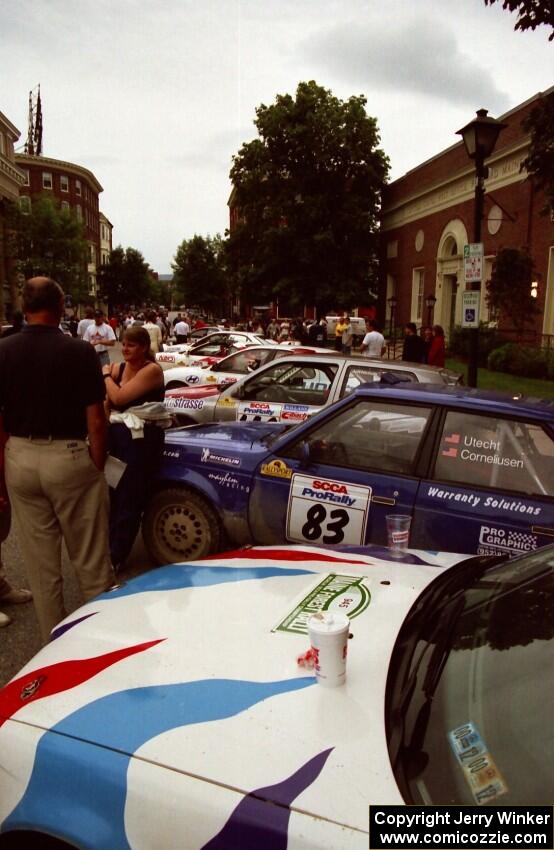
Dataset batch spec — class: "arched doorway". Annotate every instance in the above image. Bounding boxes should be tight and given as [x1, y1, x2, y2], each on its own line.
[435, 220, 468, 335]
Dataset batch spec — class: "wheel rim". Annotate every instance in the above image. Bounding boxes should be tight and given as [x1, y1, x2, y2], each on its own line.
[155, 500, 211, 560]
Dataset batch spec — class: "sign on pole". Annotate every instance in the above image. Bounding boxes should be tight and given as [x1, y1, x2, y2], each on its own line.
[462, 291, 480, 328]
[463, 243, 484, 284]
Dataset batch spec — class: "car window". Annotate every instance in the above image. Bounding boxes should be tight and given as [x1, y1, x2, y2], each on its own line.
[238, 361, 338, 406]
[434, 411, 554, 497]
[192, 341, 239, 358]
[215, 349, 273, 374]
[340, 364, 418, 397]
[283, 400, 432, 474]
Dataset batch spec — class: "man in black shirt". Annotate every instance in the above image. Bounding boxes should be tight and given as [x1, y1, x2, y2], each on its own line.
[402, 322, 426, 363]
[0, 277, 113, 642]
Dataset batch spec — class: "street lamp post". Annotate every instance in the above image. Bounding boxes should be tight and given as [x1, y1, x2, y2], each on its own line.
[387, 295, 397, 358]
[425, 293, 437, 327]
[456, 109, 506, 387]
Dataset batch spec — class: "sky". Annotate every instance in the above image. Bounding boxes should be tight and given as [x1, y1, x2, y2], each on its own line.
[1, 0, 552, 273]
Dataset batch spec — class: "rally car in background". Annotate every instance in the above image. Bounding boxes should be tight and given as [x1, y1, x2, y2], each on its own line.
[157, 331, 271, 370]
[163, 352, 463, 426]
[145, 384, 554, 564]
[163, 344, 329, 390]
[1, 542, 552, 849]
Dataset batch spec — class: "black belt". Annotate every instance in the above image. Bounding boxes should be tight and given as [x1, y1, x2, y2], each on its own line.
[11, 434, 86, 441]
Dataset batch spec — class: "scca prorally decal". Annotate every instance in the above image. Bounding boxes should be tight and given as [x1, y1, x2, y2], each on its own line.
[201, 748, 333, 850]
[96, 564, 314, 600]
[0, 640, 163, 728]
[2, 677, 315, 850]
[50, 612, 98, 641]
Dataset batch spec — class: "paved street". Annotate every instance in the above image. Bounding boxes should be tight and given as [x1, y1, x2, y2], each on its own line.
[0, 342, 156, 687]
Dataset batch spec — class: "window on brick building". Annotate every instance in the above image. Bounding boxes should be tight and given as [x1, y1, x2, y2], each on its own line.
[411, 268, 424, 323]
[60, 175, 69, 192]
[22, 170, 30, 187]
[61, 201, 70, 212]
[42, 172, 53, 190]
[19, 196, 31, 214]
[76, 204, 82, 221]
[75, 179, 81, 196]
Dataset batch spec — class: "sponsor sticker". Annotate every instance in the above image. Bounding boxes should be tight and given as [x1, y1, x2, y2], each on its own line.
[237, 401, 280, 422]
[205, 375, 218, 383]
[477, 524, 538, 556]
[185, 374, 200, 384]
[441, 431, 524, 469]
[287, 474, 371, 546]
[260, 459, 293, 479]
[217, 396, 238, 408]
[426, 485, 542, 517]
[200, 448, 240, 467]
[165, 398, 204, 410]
[158, 354, 177, 363]
[207, 471, 249, 491]
[448, 722, 508, 805]
[273, 573, 370, 635]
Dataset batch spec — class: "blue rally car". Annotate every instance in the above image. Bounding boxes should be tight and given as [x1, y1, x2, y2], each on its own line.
[142, 385, 554, 563]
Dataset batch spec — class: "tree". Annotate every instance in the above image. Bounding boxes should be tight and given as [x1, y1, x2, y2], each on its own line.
[97, 246, 153, 312]
[483, 0, 554, 39]
[7, 195, 89, 305]
[486, 247, 540, 336]
[226, 80, 389, 314]
[172, 234, 229, 315]
[521, 90, 554, 213]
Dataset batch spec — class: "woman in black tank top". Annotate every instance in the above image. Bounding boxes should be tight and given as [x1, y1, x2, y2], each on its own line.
[102, 325, 165, 571]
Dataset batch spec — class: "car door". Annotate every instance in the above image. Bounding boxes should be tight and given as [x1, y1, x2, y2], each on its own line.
[411, 409, 554, 556]
[214, 359, 340, 424]
[248, 396, 434, 547]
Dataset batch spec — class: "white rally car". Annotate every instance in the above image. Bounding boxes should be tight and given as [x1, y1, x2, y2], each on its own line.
[1, 541, 549, 849]
[157, 331, 271, 370]
[163, 344, 329, 390]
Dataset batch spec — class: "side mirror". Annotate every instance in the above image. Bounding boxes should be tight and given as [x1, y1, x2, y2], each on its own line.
[298, 440, 311, 469]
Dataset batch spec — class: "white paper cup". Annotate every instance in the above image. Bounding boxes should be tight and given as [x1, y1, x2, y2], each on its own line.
[386, 514, 412, 552]
[308, 612, 350, 687]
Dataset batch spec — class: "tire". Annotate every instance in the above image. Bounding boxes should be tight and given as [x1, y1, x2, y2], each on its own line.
[142, 487, 222, 564]
[165, 380, 186, 390]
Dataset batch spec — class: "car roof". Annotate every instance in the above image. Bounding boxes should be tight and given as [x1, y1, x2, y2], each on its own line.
[351, 383, 554, 419]
[252, 351, 453, 375]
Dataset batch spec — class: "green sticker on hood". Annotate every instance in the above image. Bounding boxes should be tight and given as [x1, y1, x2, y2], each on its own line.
[273, 573, 370, 635]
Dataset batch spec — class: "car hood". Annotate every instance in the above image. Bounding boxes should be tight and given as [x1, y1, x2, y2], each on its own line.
[0, 545, 470, 835]
[166, 420, 289, 448]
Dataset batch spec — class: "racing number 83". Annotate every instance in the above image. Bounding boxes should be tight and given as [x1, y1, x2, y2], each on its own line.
[301, 504, 350, 544]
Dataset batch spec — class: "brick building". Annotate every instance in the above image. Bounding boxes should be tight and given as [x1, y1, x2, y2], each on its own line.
[0, 110, 25, 321]
[15, 153, 104, 299]
[379, 88, 554, 343]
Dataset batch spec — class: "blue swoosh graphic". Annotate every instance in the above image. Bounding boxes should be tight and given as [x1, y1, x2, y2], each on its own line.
[98, 565, 314, 599]
[202, 747, 333, 849]
[2, 677, 315, 850]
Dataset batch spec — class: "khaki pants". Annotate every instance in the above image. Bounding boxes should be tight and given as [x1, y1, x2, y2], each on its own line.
[5, 437, 113, 642]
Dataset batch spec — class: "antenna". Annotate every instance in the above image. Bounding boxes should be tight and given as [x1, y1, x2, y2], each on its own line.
[24, 85, 43, 156]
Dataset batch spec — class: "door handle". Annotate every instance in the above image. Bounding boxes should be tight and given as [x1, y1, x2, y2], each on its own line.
[372, 495, 396, 506]
[532, 526, 554, 538]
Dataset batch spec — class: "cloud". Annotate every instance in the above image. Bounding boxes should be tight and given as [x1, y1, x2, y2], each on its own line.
[302, 16, 510, 111]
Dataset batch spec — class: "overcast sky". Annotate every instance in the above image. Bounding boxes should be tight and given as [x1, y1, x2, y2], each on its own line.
[1, 0, 552, 273]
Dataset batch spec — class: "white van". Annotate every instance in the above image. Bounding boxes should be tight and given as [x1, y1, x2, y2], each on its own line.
[325, 315, 367, 340]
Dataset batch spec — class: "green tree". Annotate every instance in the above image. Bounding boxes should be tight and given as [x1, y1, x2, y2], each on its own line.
[486, 247, 540, 336]
[226, 80, 389, 314]
[521, 90, 554, 213]
[7, 195, 89, 305]
[483, 0, 554, 39]
[172, 234, 228, 315]
[97, 246, 153, 311]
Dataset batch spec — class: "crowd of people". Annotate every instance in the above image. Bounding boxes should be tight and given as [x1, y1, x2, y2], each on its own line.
[0, 289, 447, 638]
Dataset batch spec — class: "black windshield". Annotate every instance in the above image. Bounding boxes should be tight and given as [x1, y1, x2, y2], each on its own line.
[386, 546, 554, 806]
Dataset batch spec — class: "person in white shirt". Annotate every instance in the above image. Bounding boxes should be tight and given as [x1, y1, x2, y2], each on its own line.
[360, 319, 386, 358]
[174, 318, 190, 343]
[77, 307, 95, 339]
[143, 311, 163, 353]
[83, 310, 116, 367]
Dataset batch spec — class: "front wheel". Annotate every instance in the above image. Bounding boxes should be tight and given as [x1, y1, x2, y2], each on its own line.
[165, 380, 186, 390]
[142, 488, 222, 564]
